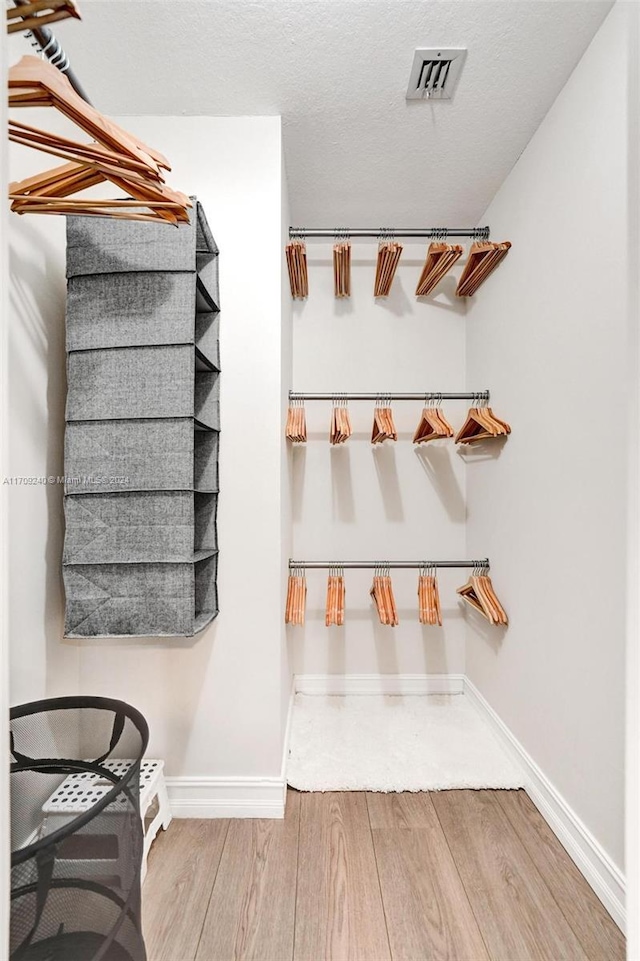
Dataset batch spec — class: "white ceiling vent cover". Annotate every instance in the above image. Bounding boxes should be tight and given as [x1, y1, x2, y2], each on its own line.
[406, 48, 467, 101]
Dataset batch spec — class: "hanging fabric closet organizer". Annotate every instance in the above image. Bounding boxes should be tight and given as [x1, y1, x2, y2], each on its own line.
[62, 199, 220, 637]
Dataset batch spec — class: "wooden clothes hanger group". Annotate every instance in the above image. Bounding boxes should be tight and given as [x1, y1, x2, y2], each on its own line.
[285, 400, 510, 446]
[416, 239, 512, 297]
[418, 565, 442, 626]
[286, 239, 309, 299]
[457, 567, 508, 625]
[371, 400, 398, 444]
[370, 566, 399, 626]
[325, 566, 345, 626]
[8, 56, 190, 223]
[413, 398, 455, 443]
[330, 399, 352, 445]
[374, 237, 403, 297]
[285, 566, 307, 625]
[333, 238, 351, 297]
[416, 242, 464, 296]
[285, 236, 511, 299]
[456, 241, 512, 297]
[7, 0, 80, 34]
[285, 399, 307, 443]
[455, 402, 511, 444]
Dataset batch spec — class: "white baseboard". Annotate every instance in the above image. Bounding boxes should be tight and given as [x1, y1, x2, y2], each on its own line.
[166, 681, 295, 820]
[464, 677, 626, 933]
[165, 776, 286, 819]
[294, 673, 465, 695]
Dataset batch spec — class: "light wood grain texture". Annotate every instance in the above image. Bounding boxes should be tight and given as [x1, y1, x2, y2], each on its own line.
[195, 790, 300, 961]
[495, 790, 625, 961]
[295, 791, 391, 961]
[366, 789, 437, 829]
[143, 818, 229, 961]
[432, 790, 590, 961]
[143, 790, 625, 961]
[367, 792, 490, 961]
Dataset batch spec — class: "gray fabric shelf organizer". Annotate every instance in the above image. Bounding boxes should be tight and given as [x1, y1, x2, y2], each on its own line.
[63, 199, 220, 637]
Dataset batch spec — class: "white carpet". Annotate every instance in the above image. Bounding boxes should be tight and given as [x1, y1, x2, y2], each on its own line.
[287, 694, 524, 792]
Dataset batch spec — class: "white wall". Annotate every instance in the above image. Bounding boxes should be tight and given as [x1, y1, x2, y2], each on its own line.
[1, 20, 11, 961]
[7, 119, 77, 706]
[465, 4, 629, 871]
[8, 116, 293, 785]
[291, 247, 468, 675]
[280, 151, 294, 747]
[626, 4, 640, 951]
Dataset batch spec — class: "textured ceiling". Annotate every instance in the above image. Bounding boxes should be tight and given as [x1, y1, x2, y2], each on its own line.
[19, 0, 613, 224]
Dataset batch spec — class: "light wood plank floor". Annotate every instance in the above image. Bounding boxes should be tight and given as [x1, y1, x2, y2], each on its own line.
[143, 789, 624, 961]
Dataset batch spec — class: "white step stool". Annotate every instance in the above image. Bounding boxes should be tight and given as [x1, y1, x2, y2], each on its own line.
[41, 759, 172, 882]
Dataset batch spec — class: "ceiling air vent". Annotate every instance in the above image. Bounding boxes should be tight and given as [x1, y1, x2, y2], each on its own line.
[406, 48, 467, 101]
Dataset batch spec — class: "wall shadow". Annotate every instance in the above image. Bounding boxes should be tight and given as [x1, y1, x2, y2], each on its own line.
[416, 275, 467, 315]
[373, 275, 412, 317]
[414, 444, 467, 522]
[373, 611, 400, 674]
[9, 227, 69, 695]
[330, 446, 355, 522]
[459, 602, 508, 654]
[291, 444, 306, 523]
[420, 625, 448, 672]
[372, 444, 404, 521]
[456, 435, 509, 463]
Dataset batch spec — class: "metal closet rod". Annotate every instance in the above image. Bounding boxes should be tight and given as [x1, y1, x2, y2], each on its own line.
[13, 0, 92, 103]
[289, 227, 490, 240]
[289, 560, 490, 570]
[289, 391, 490, 402]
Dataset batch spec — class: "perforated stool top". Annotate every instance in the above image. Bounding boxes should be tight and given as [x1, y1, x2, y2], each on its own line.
[43, 759, 164, 815]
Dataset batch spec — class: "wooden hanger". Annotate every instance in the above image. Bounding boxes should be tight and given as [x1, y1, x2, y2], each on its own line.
[370, 565, 398, 626]
[285, 566, 307, 625]
[286, 239, 308, 299]
[330, 398, 352, 445]
[333, 235, 351, 298]
[10, 57, 169, 172]
[7, 0, 81, 35]
[370, 571, 387, 624]
[325, 566, 345, 626]
[456, 241, 511, 297]
[9, 158, 189, 223]
[413, 397, 454, 443]
[8, 56, 190, 223]
[285, 399, 307, 443]
[383, 569, 399, 626]
[371, 399, 398, 444]
[478, 573, 508, 624]
[415, 241, 464, 296]
[455, 401, 511, 445]
[418, 564, 442, 626]
[457, 568, 507, 625]
[433, 404, 455, 438]
[374, 236, 403, 297]
[8, 120, 160, 178]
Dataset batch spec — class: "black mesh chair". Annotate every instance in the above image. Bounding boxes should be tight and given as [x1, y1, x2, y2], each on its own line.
[10, 696, 148, 961]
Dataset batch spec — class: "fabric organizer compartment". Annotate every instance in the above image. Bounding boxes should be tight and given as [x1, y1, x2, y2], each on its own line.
[194, 430, 220, 492]
[63, 198, 220, 637]
[63, 490, 219, 564]
[66, 199, 219, 281]
[65, 273, 217, 352]
[64, 417, 218, 494]
[63, 558, 218, 638]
